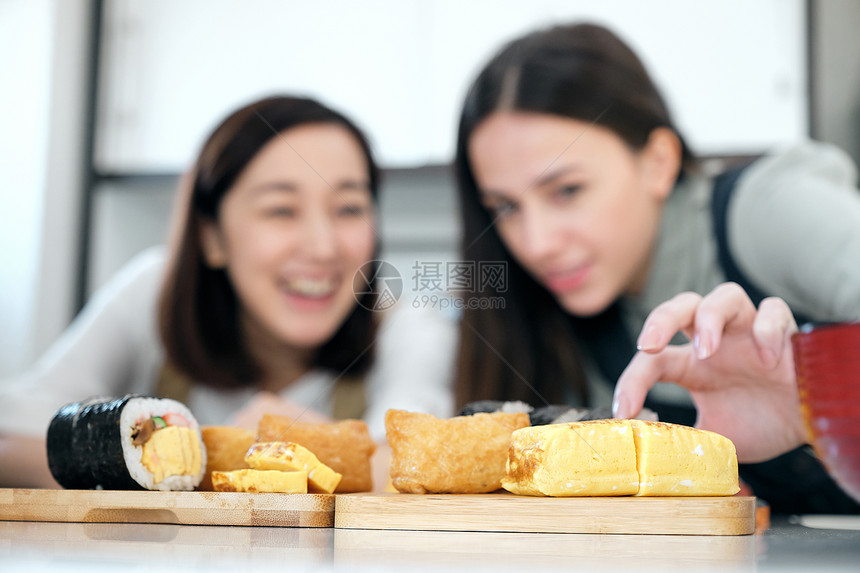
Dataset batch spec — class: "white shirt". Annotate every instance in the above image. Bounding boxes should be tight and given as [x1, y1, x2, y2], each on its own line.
[0, 247, 457, 441]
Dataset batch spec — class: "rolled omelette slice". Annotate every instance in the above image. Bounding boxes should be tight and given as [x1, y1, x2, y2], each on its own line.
[502, 419, 639, 496]
[211, 469, 308, 493]
[501, 419, 739, 496]
[631, 420, 739, 496]
[245, 442, 342, 494]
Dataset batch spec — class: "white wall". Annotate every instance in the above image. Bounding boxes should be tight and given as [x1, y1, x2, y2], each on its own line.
[84, 0, 809, 297]
[0, 0, 90, 377]
[94, 0, 807, 172]
[0, 0, 52, 377]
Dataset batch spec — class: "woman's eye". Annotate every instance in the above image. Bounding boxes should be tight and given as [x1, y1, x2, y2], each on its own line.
[337, 204, 368, 217]
[488, 201, 518, 219]
[557, 184, 582, 199]
[265, 206, 295, 218]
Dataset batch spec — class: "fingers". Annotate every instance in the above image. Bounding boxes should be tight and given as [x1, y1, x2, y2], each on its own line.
[691, 286, 794, 366]
[636, 283, 756, 356]
[690, 282, 757, 359]
[625, 283, 797, 421]
[753, 297, 798, 369]
[613, 345, 692, 419]
[637, 292, 703, 352]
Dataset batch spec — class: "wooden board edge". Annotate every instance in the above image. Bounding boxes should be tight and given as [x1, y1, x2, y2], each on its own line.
[334, 494, 756, 536]
[0, 488, 335, 528]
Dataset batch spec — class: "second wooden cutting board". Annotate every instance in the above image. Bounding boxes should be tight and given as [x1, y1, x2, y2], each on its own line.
[335, 493, 756, 535]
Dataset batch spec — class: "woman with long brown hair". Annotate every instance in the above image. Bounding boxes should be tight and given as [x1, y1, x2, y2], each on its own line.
[454, 23, 860, 513]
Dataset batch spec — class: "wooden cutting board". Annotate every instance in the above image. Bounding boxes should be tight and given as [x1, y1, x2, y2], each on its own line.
[0, 488, 333, 527]
[1, 489, 755, 534]
[335, 493, 756, 535]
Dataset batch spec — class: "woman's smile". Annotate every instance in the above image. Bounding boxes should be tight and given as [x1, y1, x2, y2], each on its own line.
[541, 262, 593, 294]
[281, 275, 338, 298]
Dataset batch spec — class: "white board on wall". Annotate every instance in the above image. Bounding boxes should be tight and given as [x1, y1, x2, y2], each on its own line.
[94, 0, 806, 172]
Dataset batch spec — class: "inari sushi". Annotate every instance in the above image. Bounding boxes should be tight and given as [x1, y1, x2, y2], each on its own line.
[47, 395, 207, 491]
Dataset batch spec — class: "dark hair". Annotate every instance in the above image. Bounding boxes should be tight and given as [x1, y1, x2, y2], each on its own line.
[158, 95, 380, 388]
[453, 23, 693, 408]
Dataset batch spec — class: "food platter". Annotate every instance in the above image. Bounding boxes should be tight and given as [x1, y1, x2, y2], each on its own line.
[0, 488, 755, 535]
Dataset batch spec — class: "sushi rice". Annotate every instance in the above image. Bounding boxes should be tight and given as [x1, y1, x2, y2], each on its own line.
[119, 396, 207, 491]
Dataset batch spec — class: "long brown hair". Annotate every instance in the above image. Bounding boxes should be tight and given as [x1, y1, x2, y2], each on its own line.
[453, 23, 695, 409]
[158, 95, 380, 388]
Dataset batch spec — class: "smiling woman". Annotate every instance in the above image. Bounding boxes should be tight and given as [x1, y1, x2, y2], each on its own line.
[0, 96, 457, 489]
[161, 104, 381, 390]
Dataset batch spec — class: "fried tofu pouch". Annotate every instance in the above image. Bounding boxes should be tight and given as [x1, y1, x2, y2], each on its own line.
[256, 415, 376, 492]
[197, 426, 256, 491]
[385, 409, 530, 494]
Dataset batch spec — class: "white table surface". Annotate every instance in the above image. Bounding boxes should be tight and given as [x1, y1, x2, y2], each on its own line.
[1, 515, 859, 572]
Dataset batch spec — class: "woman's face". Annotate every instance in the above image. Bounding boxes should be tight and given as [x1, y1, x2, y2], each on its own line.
[200, 123, 376, 351]
[468, 111, 678, 317]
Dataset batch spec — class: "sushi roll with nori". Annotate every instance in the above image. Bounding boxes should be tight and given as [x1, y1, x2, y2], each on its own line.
[47, 395, 207, 491]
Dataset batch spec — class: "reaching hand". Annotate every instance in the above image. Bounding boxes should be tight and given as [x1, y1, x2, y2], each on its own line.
[612, 282, 809, 463]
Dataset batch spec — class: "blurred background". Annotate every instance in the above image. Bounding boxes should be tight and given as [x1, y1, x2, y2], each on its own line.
[1, 0, 859, 379]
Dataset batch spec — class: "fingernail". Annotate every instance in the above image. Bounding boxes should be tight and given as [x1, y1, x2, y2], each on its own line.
[637, 325, 660, 351]
[695, 332, 711, 360]
[612, 393, 628, 419]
